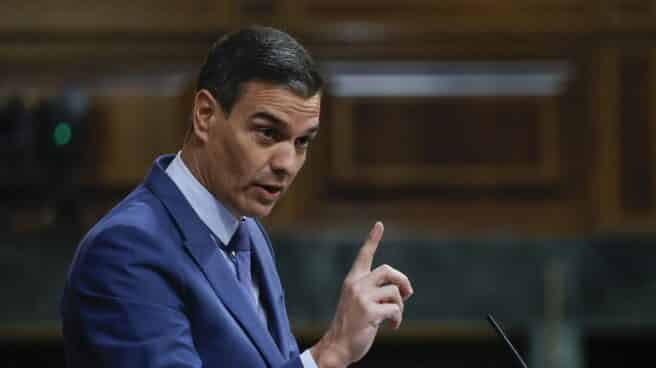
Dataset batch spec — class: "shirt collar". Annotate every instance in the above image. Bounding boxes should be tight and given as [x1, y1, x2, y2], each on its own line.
[165, 151, 241, 245]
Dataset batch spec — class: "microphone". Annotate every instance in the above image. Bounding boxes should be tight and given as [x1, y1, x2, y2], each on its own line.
[487, 314, 528, 368]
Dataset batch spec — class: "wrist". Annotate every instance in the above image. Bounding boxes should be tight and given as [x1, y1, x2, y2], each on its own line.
[310, 332, 350, 368]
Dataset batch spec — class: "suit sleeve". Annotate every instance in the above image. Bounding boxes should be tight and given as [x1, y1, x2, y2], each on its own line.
[280, 356, 304, 368]
[62, 224, 202, 368]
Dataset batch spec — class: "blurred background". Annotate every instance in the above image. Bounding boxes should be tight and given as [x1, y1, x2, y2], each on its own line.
[1, 1, 656, 367]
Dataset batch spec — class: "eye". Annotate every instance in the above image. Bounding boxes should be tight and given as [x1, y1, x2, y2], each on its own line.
[256, 127, 277, 141]
[295, 136, 312, 150]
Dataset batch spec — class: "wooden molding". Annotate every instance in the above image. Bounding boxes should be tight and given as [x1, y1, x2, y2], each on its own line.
[593, 46, 656, 230]
[593, 47, 622, 227]
[330, 95, 561, 188]
[293, 0, 599, 34]
[0, 1, 236, 32]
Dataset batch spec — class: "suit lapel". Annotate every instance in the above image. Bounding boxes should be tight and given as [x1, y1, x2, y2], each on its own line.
[247, 218, 289, 355]
[144, 155, 284, 367]
[183, 237, 284, 367]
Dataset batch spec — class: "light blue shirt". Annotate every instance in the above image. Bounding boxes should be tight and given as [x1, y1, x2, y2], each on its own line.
[165, 152, 317, 368]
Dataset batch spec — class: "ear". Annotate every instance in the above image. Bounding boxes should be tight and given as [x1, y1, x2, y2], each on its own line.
[191, 89, 224, 143]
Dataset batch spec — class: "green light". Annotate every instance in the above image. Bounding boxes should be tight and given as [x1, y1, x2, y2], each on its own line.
[53, 122, 72, 146]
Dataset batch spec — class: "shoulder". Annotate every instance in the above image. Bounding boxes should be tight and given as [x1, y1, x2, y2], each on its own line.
[85, 183, 180, 247]
[66, 185, 185, 307]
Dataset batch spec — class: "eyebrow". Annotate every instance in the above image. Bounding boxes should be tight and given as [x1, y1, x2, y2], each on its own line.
[306, 126, 320, 136]
[252, 111, 285, 127]
[252, 111, 320, 136]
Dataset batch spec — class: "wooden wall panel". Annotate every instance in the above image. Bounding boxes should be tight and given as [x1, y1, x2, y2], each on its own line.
[0, 68, 193, 188]
[604, 0, 656, 30]
[0, 0, 235, 32]
[275, 57, 592, 235]
[5, 0, 648, 36]
[592, 47, 656, 230]
[352, 98, 540, 165]
[2, 0, 655, 234]
[303, 0, 590, 17]
[289, 0, 599, 33]
[331, 96, 559, 187]
[619, 52, 654, 213]
[92, 94, 188, 186]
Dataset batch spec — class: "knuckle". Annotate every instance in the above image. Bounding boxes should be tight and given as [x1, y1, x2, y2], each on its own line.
[344, 274, 360, 287]
[356, 293, 368, 308]
[341, 284, 353, 298]
[345, 279, 362, 297]
[360, 243, 373, 256]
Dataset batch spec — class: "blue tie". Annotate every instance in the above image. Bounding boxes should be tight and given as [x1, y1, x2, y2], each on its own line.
[225, 221, 254, 297]
[225, 221, 275, 338]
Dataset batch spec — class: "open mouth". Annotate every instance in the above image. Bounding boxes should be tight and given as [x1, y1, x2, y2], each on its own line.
[257, 184, 283, 195]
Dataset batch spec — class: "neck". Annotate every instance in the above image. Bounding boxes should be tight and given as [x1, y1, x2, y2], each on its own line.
[180, 146, 208, 191]
[180, 145, 243, 219]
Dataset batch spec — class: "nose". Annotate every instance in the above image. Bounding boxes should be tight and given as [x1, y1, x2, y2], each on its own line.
[270, 142, 300, 178]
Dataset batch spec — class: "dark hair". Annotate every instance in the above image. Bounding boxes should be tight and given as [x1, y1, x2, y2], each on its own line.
[196, 26, 323, 116]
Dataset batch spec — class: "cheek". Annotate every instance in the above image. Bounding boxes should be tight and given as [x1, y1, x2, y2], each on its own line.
[209, 137, 244, 188]
[225, 154, 251, 185]
[281, 155, 306, 184]
[293, 157, 306, 176]
[227, 140, 265, 183]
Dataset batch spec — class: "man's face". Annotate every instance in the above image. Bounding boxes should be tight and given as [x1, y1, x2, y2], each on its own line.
[199, 81, 321, 218]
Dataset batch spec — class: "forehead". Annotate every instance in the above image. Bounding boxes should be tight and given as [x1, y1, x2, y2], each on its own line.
[235, 81, 321, 123]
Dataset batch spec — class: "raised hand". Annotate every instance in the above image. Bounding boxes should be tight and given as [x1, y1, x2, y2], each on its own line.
[310, 222, 414, 368]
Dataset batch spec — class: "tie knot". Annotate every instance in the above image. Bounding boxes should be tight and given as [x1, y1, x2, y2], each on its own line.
[227, 221, 251, 253]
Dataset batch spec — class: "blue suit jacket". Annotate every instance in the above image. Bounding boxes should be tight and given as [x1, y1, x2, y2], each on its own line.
[61, 155, 303, 368]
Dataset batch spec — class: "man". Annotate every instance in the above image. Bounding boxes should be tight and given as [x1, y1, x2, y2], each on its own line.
[61, 26, 413, 368]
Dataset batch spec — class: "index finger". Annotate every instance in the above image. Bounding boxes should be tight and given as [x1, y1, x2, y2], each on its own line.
[350, 221, 384, 275]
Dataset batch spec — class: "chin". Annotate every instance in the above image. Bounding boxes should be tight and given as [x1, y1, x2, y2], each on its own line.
[242, 202, 275, 218]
